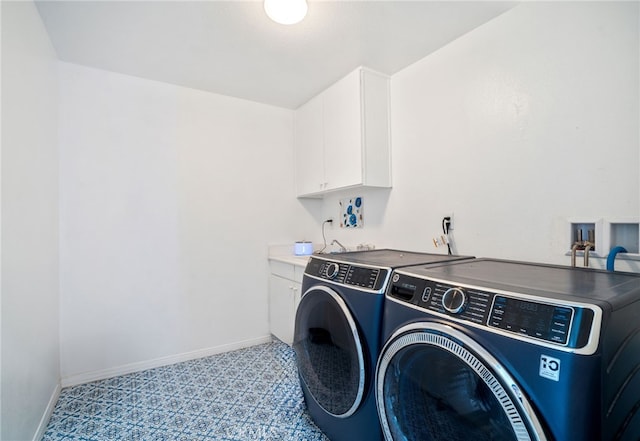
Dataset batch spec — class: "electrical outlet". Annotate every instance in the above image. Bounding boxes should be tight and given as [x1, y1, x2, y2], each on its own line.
[444, 213, 454, 230]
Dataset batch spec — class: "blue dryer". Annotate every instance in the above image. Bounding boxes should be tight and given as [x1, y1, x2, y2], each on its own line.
[293, 250, 473, 441]
[376, 259, 640, 441]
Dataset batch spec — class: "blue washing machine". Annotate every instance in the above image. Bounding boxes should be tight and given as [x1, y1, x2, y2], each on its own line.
[376, 258, 640, 441]
[293, 250, 473, 441]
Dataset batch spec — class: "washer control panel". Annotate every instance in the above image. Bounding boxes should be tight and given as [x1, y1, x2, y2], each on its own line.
[488, 295, 574, 345]
[388, 271, 595, 349]
[305, 257, 387, 291]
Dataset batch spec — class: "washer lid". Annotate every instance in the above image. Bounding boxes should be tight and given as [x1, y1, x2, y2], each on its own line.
[399, 258, 640, 309]
[314, 249, 474, 268]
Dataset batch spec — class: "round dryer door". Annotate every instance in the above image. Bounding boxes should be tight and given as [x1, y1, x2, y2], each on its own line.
[376, 322, 547, 441]
[293, 285, 366, 418]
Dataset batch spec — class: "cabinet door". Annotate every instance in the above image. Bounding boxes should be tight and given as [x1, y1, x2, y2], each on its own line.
[268, 274, 299, 345]
[294, 94, 325, 196]
[323, 69, 363, 191]
[361, 70, 392, 187]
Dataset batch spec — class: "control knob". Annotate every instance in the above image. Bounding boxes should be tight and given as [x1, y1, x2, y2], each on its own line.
[325, 263, 340, 279]
[442, 287, 467, 314]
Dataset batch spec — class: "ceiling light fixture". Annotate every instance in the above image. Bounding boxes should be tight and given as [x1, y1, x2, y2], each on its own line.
[264, 0, 308, 25]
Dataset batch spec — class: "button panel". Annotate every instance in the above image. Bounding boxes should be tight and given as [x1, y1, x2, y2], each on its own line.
[345, 265, 381, 288]
[387, 271, 590, 348]
[421, 287, 432, 302]
[417, 282, 492, 325]
[488, 296, 573, 344]
[305, 257, 387, 291]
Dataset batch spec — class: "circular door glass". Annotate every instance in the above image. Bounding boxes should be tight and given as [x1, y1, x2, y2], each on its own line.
[377, 324, 545, 441]
[293, 286, 366, 417]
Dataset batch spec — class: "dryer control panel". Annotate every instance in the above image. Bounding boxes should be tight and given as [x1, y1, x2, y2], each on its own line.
[305, 257, 388, 291]
[388, 272, 596, 350]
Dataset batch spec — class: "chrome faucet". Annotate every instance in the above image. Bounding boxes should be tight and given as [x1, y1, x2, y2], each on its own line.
[570, 242, 581, 268]
[583, 241, 594, 267]
[571, 228, 596, 268]
[331, 239, 348, 253]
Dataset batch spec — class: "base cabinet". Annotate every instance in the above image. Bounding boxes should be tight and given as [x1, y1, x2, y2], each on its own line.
[268, 260, 304, 345]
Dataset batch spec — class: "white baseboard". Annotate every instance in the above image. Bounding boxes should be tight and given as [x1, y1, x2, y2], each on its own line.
[33, 382, 61, 441]
[61, 335, 273, 388]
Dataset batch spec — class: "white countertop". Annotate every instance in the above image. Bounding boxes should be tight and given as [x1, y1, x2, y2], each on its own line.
[268, 244, 314, 267]
[268, 254, 310, 267]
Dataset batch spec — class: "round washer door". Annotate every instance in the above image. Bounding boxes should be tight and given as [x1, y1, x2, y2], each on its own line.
[376, 322, 548, 441]
[293, 285, 366, 418]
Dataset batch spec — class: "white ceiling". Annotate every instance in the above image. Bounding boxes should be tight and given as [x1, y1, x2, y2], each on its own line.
[35, 1, 517, 109]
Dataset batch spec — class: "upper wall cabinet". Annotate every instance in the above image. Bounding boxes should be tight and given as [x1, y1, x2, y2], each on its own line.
[294, 67, 391, 198]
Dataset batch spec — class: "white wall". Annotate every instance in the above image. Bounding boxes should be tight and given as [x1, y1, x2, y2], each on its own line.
[58, 63, 317, 383]
[2, 2, 637, 424]
[320, 2, 639, 271]
[1, 2, 60, 440]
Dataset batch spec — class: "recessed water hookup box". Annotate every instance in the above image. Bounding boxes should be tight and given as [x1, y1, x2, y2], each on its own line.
[604, 219, 640, 255]
[568, 219, 602, 253]
[567, 218, 640, 263]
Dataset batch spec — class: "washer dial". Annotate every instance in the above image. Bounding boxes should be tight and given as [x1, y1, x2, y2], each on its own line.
[442, 287, 467, 314]
[325, 263, 340, 279]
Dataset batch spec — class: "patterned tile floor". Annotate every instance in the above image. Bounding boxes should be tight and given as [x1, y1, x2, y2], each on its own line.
[42, 341, 329, 441]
